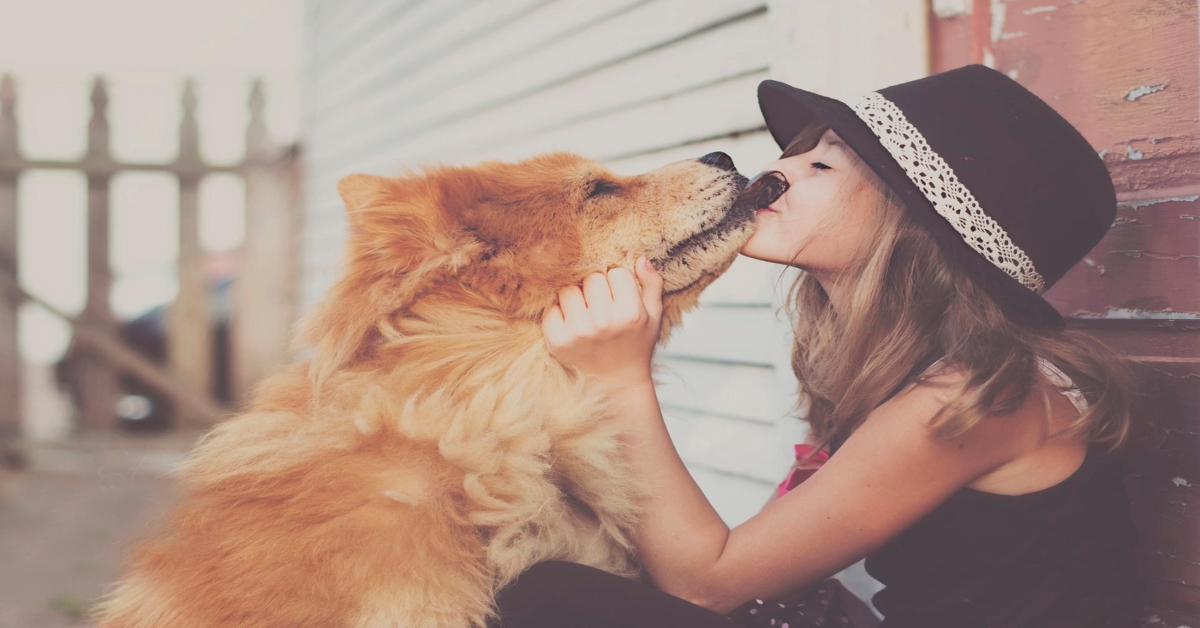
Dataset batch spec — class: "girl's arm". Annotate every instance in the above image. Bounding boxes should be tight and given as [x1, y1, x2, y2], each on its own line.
[603, 370, 1036, 614]
[761, 479, 783, 511]
[542, 260, 1037, 615]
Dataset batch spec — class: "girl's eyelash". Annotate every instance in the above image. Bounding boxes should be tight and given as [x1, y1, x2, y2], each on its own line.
[811, 162, 831, 170]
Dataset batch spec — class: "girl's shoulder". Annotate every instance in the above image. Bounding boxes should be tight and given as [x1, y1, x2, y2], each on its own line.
[889, 355, 1094, 496]
[884, 358, 971, 412]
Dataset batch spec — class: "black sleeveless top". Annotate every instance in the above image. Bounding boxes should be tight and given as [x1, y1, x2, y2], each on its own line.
[860, 444, 1142, 627]
[826, 355, 1144, 627]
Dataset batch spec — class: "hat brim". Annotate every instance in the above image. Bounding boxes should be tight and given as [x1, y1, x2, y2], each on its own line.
[757, 80, 1066, 331]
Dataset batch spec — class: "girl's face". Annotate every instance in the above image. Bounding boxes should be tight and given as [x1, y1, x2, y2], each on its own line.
[739, 129, 883, 278]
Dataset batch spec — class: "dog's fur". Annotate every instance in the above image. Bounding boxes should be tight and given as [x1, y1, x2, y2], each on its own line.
[94, 152, 755, 628]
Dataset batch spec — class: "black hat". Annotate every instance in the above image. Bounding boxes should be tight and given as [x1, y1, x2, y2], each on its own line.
[757, 64, 1117, 330]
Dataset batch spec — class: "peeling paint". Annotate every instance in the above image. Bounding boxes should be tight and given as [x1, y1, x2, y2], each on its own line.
[1172, 477, 1193, 488]
[1082, 258, 1102, 274]
[1181, 215, 1196, 220]
[1074, 308, 1200, 320]
[932, 0, 972, 18]
[1125, 83, 1168, 101]
[1023, 5, 1058, 14]
[1125, 144, 1144, 160]
[1007, 69, 1020, 80]
[1149, 137, 1162, 145]
[1111, 250, 1200, 261]
[1117, 195, 1200, 209]
[990, 0, 1007, 43]
[1097, 149, 1108, 159]
[1111, 217, 1141, 226]
[989, 0, 1025, 42]
[1081, 257, 1106, 276]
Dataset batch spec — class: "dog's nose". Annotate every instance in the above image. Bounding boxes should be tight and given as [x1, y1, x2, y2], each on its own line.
[699, 151, 737, 172]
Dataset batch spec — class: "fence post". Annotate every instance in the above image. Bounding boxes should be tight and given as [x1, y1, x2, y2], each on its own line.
[232, 80, 296, 405]
[78, 78, 120, 430]
[169, 79, 213, 425]
[0, 75, 20, 439]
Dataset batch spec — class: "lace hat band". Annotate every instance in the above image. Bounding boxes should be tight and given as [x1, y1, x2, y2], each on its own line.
[848, 91, 1047, 295]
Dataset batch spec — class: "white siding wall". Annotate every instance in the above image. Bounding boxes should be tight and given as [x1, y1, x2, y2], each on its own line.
[300, 0, 927, 604]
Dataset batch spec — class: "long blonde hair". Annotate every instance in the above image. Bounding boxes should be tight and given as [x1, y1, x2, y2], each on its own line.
[779, 123, 1138, 463]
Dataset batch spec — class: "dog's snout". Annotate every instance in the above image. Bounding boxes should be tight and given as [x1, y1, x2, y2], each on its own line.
[699, 151, 737, 173]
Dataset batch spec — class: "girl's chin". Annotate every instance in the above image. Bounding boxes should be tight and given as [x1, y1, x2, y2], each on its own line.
[739, 239, 800, 265]
[738, 244, 771, 261]
[740, 230, 772, 256]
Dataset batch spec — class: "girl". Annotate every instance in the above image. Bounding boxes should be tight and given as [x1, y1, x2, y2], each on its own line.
[491, 64, 1143, 628]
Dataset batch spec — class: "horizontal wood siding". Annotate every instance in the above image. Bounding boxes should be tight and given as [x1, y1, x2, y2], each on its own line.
[301, 0, 798, 527]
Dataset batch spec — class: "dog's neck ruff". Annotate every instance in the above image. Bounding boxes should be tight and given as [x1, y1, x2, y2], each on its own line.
[849, 91, 1047, 295]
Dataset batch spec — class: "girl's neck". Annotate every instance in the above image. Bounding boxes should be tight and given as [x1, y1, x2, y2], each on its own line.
[814, 273, 852, 317]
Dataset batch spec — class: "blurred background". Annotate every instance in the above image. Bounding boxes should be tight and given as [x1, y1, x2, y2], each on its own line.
[0, 1, 1196, 626]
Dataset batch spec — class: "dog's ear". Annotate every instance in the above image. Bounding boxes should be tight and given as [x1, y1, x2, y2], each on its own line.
[337, 173, 401, 226]
[338, 173, 379, 203]
[457, 199, 522, 249]
[298, 172, 485, 392]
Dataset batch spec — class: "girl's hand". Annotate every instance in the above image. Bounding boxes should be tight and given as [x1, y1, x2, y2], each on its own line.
[541, 256, 664, 388]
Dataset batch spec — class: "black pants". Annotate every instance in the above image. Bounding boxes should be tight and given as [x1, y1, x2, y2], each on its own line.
[488, 560, 740, 627]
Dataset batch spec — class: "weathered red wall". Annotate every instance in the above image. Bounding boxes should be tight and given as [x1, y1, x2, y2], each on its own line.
[931, 1, 1199, 626]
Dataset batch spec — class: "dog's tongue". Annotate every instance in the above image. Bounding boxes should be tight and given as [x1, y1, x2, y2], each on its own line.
[737, 170, 789, 210]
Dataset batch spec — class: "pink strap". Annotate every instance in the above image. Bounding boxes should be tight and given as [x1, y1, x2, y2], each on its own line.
[775, 444, 831, 497]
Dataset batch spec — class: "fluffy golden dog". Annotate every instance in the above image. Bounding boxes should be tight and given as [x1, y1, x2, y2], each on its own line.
[95, 151, 755, 628]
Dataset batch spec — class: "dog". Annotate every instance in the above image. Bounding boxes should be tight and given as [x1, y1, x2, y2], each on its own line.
[94, 150, 756, 628]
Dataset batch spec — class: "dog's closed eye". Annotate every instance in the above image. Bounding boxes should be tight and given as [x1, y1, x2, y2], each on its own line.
[587, 180, 620, 199]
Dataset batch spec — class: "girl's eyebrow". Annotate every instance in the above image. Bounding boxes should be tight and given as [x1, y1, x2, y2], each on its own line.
[823, 134, 847, 150]
[821, 134, 861, 163]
